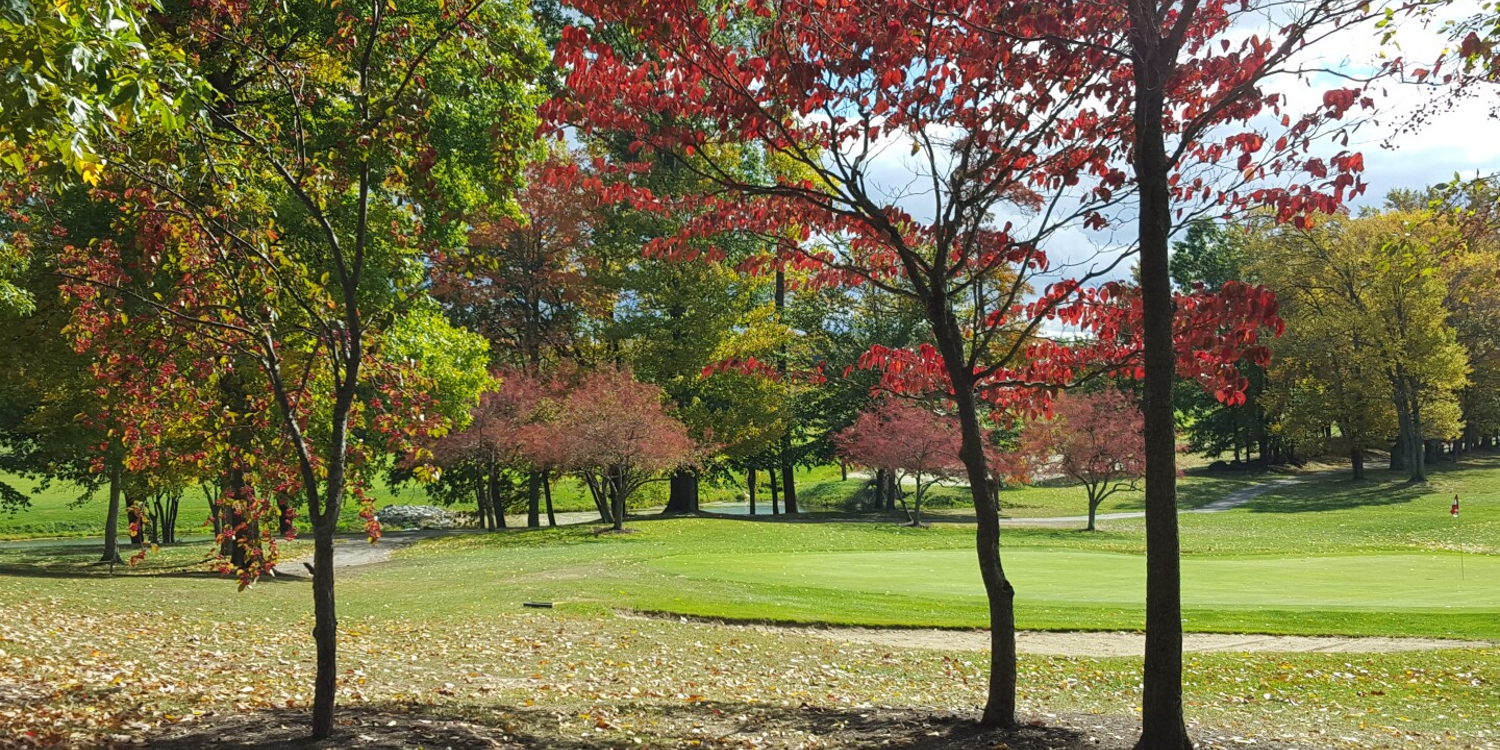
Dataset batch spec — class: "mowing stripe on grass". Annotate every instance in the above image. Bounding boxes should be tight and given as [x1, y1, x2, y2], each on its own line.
[652, 548, 1500, 612]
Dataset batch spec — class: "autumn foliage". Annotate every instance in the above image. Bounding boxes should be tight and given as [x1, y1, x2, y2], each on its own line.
[556, 367, 698, 530]
[835, 399, 963, 526]
[1016, 388, 1149, 531]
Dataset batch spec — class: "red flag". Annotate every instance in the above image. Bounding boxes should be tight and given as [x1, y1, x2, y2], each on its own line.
[1451, 495, 1460, 518]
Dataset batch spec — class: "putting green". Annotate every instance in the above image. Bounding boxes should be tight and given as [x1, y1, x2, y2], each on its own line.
[651, 548, 1500, 612]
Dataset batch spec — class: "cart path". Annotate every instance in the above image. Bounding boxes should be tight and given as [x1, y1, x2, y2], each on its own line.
[997, 473, 1327, 527]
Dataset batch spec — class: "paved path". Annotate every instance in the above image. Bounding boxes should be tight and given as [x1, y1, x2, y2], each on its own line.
[998, 472, 1332, 527]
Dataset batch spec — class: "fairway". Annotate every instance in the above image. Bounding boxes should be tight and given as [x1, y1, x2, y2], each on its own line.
[652, 548, 1500, 614]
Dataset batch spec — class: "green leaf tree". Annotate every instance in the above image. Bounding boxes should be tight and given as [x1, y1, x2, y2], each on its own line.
[56, 0, 545, 738]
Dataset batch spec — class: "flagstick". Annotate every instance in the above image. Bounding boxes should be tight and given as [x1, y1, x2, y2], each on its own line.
[1453, 494, 1464, 581]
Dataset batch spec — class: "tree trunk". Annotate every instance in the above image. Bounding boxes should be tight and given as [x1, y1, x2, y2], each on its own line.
[1351, 447, 1365, 481]
[780, 448, 798, 514]
[885, 472, 898, 511]
[1127, 10, 1193, 744]
[309, 411, 353, 740]
[775, 267, 797, 516]
[911, 480, 924, 526]
[1087, 493, 1100, 532]
[840, 461, 847, 481]
[101, 459, 124, 564]
[149, 495, 163, 545]
[872, 468, 886, 511]
[543, 472, 556, 527]
[277, 497, 295, 538]
[589, 475, 613, 525]
[611, 470, 625, 532]
[151, 496, 163, 546]
[310, 517, 338, 739]
[219, 500, 236, 559]
[526, 470, 542, 528]
[1408, 394, 1427, 482]
[489, 470, 508, 529]
[206, 488, 223, 538]
[932, 342, 1015, 727]
[664, 469, 700, 514]
[769, 467, 780, 515]
[476, 483, 492, 530]
[747, 469, 757, 515]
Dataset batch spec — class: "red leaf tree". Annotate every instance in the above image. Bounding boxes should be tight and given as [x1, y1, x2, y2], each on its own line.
[1018, 388, 1147, 531]
[555, 367, 697, 531]
[432, 154, 612, 528]
[545, 0, 1300, 725]
[433, 153, 608, 369]
[835, 399, 964, 526]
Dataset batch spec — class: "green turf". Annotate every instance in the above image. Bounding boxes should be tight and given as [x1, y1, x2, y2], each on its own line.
[4, 457, 1500, 748]
[652, 548, 1500, 609]
[5, 453, 1499, 642]
[0, 466, 758, 539]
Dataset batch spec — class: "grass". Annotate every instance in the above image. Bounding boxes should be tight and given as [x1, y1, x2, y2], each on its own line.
[0, 555, 1496, 748]
[5, 454, 1498, 639]
[0, 453, 1264, 540]
[3, 455, 1499, 748]
[0, 466, 763, 540]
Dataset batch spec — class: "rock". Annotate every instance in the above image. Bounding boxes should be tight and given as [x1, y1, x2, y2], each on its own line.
[374, 504, 470, 530]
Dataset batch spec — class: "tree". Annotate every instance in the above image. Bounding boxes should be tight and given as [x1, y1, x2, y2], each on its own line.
[56, 0, 545, 738]
[434, 153, 610, 527]
[1170, 220, 1284, 466]
[1248, 210, 1469, 481]
[424, 366, 577, 530]
[0, 0, 185, 180]
[555, 367, 696, 531]
[836, 399, 963, 526]
[547, 0, 1283, 726]
[1018, 388, 1147, 531]
[1114, 2, 1389, 744]
[434, 153, 607, 371]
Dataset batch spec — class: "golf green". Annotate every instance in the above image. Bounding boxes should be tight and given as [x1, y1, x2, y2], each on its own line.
[651, 548, 1500, 612]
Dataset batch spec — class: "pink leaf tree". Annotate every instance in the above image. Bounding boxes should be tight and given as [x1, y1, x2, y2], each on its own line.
[836, 399, 964, 527]
[556, 367, 697, 531]
[428, 369, 555, 530]
[1019, 388, 1147, 531]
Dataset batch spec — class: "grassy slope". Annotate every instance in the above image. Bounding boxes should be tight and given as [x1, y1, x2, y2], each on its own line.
[5, 454, 1497, 638]
[0, 537, 1496, 747]
[0, 465, 764, 539]
[0, 452, 1261, 539]
[3, 457, 1499, 747]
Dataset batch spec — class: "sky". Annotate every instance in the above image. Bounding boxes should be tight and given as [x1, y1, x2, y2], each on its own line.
[845, 4, 1500, 282]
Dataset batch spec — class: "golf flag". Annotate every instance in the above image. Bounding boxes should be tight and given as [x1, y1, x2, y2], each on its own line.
[1451, 495, 1460, 518]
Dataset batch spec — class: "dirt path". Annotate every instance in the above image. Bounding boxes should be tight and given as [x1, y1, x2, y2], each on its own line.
[628, 615, 1494, 655]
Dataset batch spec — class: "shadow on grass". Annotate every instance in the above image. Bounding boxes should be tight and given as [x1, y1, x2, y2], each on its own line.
[1242, 476, 1429, 514]
[0, 562, 309, 583]
[138, 701, 1115, 750]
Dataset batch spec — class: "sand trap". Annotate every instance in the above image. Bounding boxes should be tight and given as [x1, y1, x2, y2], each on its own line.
[627, 614, 1494, 656]
[801, 626, 1494, 656]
